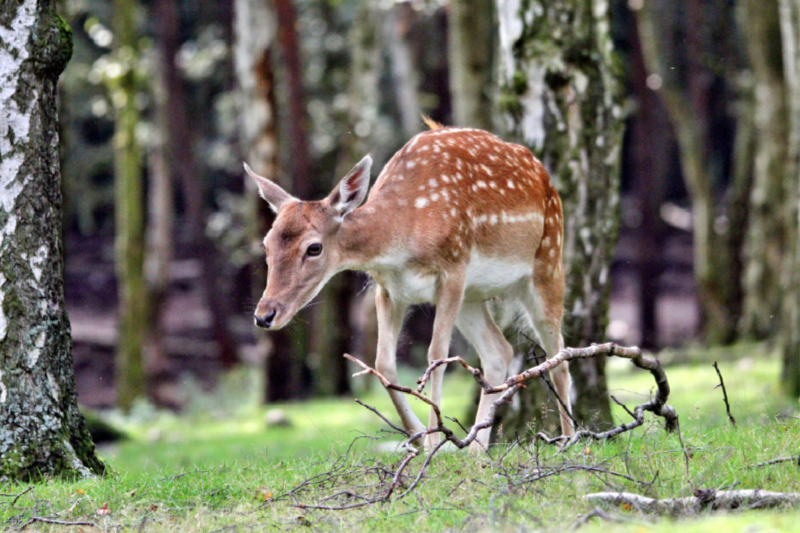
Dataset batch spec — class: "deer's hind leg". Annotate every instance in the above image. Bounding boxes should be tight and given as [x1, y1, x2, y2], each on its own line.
[520, 270, 574, 438]
[455, 301, 514, 451]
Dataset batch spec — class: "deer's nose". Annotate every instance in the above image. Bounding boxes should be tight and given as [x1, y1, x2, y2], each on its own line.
[254, 308, 277, 329]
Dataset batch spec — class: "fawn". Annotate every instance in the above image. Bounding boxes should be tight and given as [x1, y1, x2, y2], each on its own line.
[247, 121, 573, 450]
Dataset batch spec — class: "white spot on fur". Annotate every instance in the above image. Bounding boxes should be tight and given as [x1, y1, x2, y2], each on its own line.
[507, 180, 515, 189]
[406, 160, 416, 169]
[415, 197, 429, 208]
[450, 207, 457, 217]
[476, 180, 487, 188]
[542, 236, 550, 247]
[556, 233, 561, 245]
[549, 248, 555, 258]
[429, 178, 438, 188]
[430, 192, 440, 201]
[490, 214, 498, 225]
[442, 175, 451, 183]
[489, 181, 497, 189]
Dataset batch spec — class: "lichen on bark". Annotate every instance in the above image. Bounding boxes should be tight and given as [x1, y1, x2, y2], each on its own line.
[0, 0, 104, 481]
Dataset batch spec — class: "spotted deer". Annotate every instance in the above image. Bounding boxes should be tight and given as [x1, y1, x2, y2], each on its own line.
[246, 120, 574, 450]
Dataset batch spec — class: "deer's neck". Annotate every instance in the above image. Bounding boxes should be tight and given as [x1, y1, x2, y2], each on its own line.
[338, 205, 400, 272]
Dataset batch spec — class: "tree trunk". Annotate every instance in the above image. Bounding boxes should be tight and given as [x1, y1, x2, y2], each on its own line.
[448, 0, 495, 130]
[779, 0, 800, 396]
[496, 0, 624, 430]
[111, 0, 147, 411]
[0, 0, 104, 480]
[158, 0, 239, 371]
[146, 0, 177, 406]
[740, 0, 789, 340]
[629, 11, 671, 349]
[635, 0, 739, 345]
[383, 3, 422, 138]
[235, 0, 307, 401]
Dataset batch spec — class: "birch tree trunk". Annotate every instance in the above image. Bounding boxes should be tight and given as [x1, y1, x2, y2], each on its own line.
[449, 0, 495, 130]
[0, 0, 105, 480]
[779, 0, 800, 396]
[740, 0, 789, 340]
[496, 0, 624, 429]
[111, 0, 147, 410]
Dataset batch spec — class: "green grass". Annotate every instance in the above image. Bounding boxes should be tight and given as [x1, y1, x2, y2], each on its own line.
[1, 347, 799, 532]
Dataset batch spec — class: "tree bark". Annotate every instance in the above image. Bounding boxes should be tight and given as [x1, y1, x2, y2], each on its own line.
[635, 0, 739, 344]
[629, 11, 670, 349]
[779, 0, 800, 396]
[145, 0, 177, 406]
[111, 0, 147, 410]
[158, 0, 239, 371]
[496, 0, 624, 430]
[0, 0, 104, 480]
[448, 0, 495, 130]
[740, 0, 789, 340]
[235, 0, 309, 401]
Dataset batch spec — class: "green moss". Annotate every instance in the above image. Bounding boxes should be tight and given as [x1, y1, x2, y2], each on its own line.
[31, 11, 73, 79]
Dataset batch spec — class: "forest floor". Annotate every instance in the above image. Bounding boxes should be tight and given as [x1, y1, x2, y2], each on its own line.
[2, 343, 799, 532]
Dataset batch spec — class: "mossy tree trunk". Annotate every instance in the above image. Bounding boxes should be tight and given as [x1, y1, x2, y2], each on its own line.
[0, 0, 105, 480]
[496, 0, 624, 431]
[110, 0, 147, 411]
[740, 0, 789, 340]
[779, 0, 800, 396]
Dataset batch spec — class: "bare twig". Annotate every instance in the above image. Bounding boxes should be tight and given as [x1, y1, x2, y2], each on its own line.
[744, 455, 800, 469]
[3, 487, 33, 507]
[354, 399, 408, 436]
[713, 361, 736, 426]
[17, 517, 98, 530]
[570, 506, 631, 530]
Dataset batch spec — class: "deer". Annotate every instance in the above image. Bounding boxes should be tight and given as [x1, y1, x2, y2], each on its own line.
[245, 120, 574, 451]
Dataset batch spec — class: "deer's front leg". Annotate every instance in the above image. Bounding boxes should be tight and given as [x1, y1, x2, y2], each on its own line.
[424, 269, 466, 449]
[374, 285, 426, 442]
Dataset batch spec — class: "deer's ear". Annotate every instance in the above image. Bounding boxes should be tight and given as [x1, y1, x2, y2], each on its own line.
[327, 155, 372, 218]
[244, 163, 296, 213]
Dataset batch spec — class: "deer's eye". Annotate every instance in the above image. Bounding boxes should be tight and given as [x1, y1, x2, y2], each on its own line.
[306, 243, 323, 257]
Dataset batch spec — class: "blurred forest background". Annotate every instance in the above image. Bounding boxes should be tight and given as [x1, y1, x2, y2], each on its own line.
[56, 0, 799, 424]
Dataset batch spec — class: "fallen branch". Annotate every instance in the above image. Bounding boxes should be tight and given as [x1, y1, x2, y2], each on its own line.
[361, 342, 678, 452]
[291, 343, 678, 510]
[713, 361, 736, 426]
[585, 489, 800, 514]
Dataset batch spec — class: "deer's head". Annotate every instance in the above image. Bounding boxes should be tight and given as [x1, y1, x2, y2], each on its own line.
[245, 156, 372, 329]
